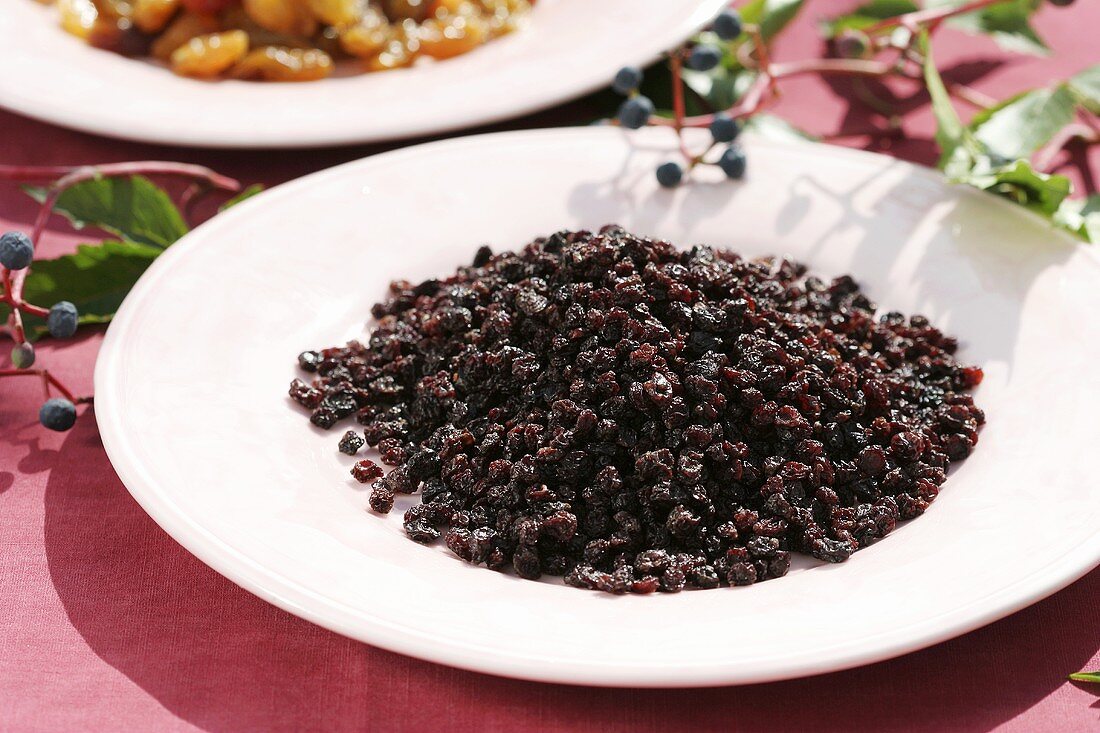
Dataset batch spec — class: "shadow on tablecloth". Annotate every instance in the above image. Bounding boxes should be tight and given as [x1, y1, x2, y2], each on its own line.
[38, 409, 1099, 733]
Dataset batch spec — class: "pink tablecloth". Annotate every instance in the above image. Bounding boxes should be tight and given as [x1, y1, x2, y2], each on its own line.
[2, 2, 1098, 731]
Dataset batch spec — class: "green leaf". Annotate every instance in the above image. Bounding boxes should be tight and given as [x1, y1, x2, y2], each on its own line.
[683, 67, 759, 111]
[919, 31, 963, 159]
[26, 175, 188, 249]
[1069, 671, 1100, 684]
[961, 159, 1072, 216]
[821, 0, 918, 38]
[1067, 64, 1100, 114]
[0, 240, 162, 340]
[744, 113, 819, 142]
[219, 183, 264, 212]
[739, 0, 806, 41]
[1054, 195, 1100, 243]
[929, 0, 1048, 56]
[971, 85, 1077, 159]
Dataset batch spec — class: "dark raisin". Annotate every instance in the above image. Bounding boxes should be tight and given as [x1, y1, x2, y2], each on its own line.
[351, 459, 384, 483]
[338, 430, 365, 455]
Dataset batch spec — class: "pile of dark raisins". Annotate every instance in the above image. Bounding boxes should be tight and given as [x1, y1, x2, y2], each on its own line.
[289, 226, 984, 593]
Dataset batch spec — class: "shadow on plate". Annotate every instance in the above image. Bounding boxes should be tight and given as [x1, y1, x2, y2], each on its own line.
[569, 141, 1076, 373]
[42, 408, 1098, 733]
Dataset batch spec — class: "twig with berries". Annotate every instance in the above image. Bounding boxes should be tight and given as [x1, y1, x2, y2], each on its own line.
[607, 0, 1093, 199]
[0, 162, 241, 431]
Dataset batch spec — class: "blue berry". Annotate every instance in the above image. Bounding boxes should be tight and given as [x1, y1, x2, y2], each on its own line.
[687, 45, 722, 72]
[617, 95, 655, 130]
[709, 113, 742, 143]
[47, 301, 79, 339]
[39, 398, 77, 432]
[655, 162, 684, 188]
[835, 30, 869, 59]
[612, 66, 643, 95]
[11, 343, 35, 369]
[718, 146, 748, 179]
[713, 9, 743, 40]
[0, 231, 34, 270]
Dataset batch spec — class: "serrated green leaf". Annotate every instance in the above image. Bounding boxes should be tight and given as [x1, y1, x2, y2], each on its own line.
[1054, 195, 1100, 243]
[1069, 671, 1100, 684]
[962, 159, 1072, 216]
[0, 240, 162, 340]
[219, 183, 264, 212]
[26, 175, 187, 249]
[821, 0, 919, 38]
[739, 0, 806, 41]
[971, 84, 1077, 159]
[929, 0, 1048, 56]
[1067, 65, 1100, 114]
[744, 113, 819, 142]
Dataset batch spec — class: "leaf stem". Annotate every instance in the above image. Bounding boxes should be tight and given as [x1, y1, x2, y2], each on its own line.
[947, 82, 997, 109]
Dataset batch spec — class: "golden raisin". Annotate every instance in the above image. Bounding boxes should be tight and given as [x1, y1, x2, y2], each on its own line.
[383, 0, 430, 21]
[241, 0, 317, 37]
[419, 11, 487, 59]
[364, 22, 420, 71]
[58, 0, 100, 39]
[92, 0, 130, 19]
[339, 7, 390, 57]
[87, 16, 153, 55]
[151, 11, 220, 59]
[365, 38, 412, 70]
[231, 46, 334, 81]
[429, 0, 468, 13]
[170, 29, 249, 77]
[132, 0, 180, 32]
[305, 0, 362, 27]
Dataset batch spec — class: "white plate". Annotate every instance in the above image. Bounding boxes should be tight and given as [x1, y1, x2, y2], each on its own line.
[0, 0, 726, 148]
[95, 127, 1100, 686]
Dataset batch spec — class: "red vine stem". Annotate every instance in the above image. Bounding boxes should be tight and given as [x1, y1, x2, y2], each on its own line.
[0, 161, 238, 191]
[669, 52, 694, 162]
[0, 368, 89, 403]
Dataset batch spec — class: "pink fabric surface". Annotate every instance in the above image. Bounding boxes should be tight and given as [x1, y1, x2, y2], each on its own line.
[1, 2, 1099, 731]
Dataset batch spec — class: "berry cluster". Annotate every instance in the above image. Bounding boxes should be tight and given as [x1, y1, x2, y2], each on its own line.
[613, 8, 748, 189]
[1, 230, 82, 431]
[291, 227, 984, 593]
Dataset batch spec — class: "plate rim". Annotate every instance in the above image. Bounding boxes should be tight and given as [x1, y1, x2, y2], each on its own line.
[0, 0, 728, 148]
[94, 127, 1100, 686]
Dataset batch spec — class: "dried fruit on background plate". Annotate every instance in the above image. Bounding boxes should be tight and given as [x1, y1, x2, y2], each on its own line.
[290, 226, 984, 593]
[51, 0, 533, 80]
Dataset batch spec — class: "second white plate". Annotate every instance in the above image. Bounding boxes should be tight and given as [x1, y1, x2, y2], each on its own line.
[0, 0, 726, 148]
[96, 127, 1100, 686]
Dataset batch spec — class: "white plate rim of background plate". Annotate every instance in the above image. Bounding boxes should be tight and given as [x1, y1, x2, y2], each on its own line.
[0, 0, 728, 148]
[93, 127, 1100, 687]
